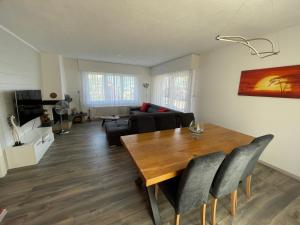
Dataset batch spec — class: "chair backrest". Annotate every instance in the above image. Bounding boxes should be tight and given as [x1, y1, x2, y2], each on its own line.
[241, 134, 274, 180]
[181, 113, 195, 127]
[210, 142, 259, 198]
[176, 152, 225, 213]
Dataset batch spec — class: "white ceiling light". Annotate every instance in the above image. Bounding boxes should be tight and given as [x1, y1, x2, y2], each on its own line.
[216, 0, 280, 58]
[216, 35, 279, 58]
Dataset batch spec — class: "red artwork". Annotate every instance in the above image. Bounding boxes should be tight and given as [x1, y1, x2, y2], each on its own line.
[238, 65, 300, 98]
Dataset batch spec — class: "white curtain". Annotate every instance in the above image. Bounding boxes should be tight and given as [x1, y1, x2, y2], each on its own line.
[151, 70, 192, 112]
[82, 71, 139, 107]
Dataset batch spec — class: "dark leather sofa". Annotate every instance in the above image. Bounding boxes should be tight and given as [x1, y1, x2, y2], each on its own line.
[104, 104, 195, 146]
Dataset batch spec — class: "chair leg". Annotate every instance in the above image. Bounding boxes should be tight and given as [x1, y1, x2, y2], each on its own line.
[155, 184, 159, 200]
[201, 204, 206, 225]
[231, 190, 237, 216]
[211, 198, 218, 225]
[246, 175, 252, 198]
[175, 214, 180, 225]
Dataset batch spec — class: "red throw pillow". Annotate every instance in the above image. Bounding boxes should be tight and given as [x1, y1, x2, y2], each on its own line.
[140, 102, 150, 112]
[157, 107, 168, 112]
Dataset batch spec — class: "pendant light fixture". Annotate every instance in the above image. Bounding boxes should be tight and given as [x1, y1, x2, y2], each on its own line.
[216, 0, 280, 58]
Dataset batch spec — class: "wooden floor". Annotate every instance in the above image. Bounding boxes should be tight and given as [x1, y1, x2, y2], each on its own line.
[0, 122, 299, 225]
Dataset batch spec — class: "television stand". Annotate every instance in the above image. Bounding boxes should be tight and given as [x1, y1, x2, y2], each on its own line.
[5, 127, 54, 169]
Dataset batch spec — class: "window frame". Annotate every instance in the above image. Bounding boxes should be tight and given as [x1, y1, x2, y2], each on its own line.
[151, 70, 192, 112]
[82, 71, 139, 107]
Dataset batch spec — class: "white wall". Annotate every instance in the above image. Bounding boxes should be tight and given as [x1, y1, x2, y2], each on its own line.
[63, 58, 82, 111]
[150, 54, 202, 117]
[0, 145, 5, 177]
[40, 53, 65, 100]
[198, 25, 300, 178]
[59, 55, 67, 97]
[151, 54, 201, 75]
[64, 58, 151, 117]
[0, 27, 41, 177]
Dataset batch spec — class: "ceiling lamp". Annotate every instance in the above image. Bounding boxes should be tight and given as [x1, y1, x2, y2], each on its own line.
[216, 0, 280, 58]
[216, 35, 279, 58]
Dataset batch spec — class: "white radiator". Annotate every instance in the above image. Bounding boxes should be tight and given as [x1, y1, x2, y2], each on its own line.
[90, 106, 130, 119]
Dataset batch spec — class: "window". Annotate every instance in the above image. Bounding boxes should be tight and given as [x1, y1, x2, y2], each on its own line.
[152, 70, 192, 112]
[82, 71, 139, 107]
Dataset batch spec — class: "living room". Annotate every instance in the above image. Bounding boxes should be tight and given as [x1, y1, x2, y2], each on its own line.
[0, 1, 300, 225]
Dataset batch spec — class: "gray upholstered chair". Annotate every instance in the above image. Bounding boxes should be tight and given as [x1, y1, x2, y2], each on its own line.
[210, 143, 259, 225]
[158, 152, 225, 225]
[241, 134, 274, 198]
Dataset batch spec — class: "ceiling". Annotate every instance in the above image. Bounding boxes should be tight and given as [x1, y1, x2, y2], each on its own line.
[0, 0, 300, 66]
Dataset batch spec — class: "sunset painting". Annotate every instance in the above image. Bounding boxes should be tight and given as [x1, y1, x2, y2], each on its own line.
[238, 65, 300, 98]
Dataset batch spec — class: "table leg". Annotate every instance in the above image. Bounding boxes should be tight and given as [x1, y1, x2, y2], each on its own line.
[101, 119, 105, 127]
[147, 185, 161, 225]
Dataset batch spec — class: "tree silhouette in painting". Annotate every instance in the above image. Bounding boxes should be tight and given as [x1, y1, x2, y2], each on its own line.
[268, 77, 290, 95]
[267, 74, 300, 96]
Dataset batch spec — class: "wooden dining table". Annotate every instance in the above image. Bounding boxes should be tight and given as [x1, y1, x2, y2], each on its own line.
[121, 123, 254, 225]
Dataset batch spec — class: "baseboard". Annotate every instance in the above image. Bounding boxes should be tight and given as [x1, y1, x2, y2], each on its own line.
[0, 170, 7, 178]
[259, 160, 300, 181]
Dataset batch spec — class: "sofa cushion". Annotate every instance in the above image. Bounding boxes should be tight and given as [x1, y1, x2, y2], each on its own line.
[128, 115, 154, 132]
[135, 116, 156, 133]
[105, 121, 131, 146]
[154, 114, 177, 130]
[106, 124, 129, 134]
[157, 107, 168, 112]
[140, 102, 150, 112]
[147, 105, 160, 113]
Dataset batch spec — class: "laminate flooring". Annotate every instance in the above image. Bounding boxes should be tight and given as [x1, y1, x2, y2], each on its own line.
[0, 122, 299, 225]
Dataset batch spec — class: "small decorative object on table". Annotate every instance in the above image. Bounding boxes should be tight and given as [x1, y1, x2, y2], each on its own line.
[0, 208, 7, 223]
[189, 120, 204, 136]
[100, 115, 120, 127]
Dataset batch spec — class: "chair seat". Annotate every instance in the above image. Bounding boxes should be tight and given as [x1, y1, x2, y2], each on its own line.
[158, 176, 181, 208]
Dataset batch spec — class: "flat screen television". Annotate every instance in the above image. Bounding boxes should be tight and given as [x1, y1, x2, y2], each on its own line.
[14, 90, 43, 126]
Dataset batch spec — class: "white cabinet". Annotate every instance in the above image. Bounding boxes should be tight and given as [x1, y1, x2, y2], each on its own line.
[5, 127, 54, 169]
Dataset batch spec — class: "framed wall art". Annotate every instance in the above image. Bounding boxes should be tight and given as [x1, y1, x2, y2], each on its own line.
[238, 65, 300, 98]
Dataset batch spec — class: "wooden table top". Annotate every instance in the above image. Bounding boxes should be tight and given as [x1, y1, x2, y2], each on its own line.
[121, 123, 254, 187]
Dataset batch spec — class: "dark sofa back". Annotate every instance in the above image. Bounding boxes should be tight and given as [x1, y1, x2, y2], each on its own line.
[128, 112, 183, 132]
[128, 115, 156, 133]
[154, 113, 177, 130]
